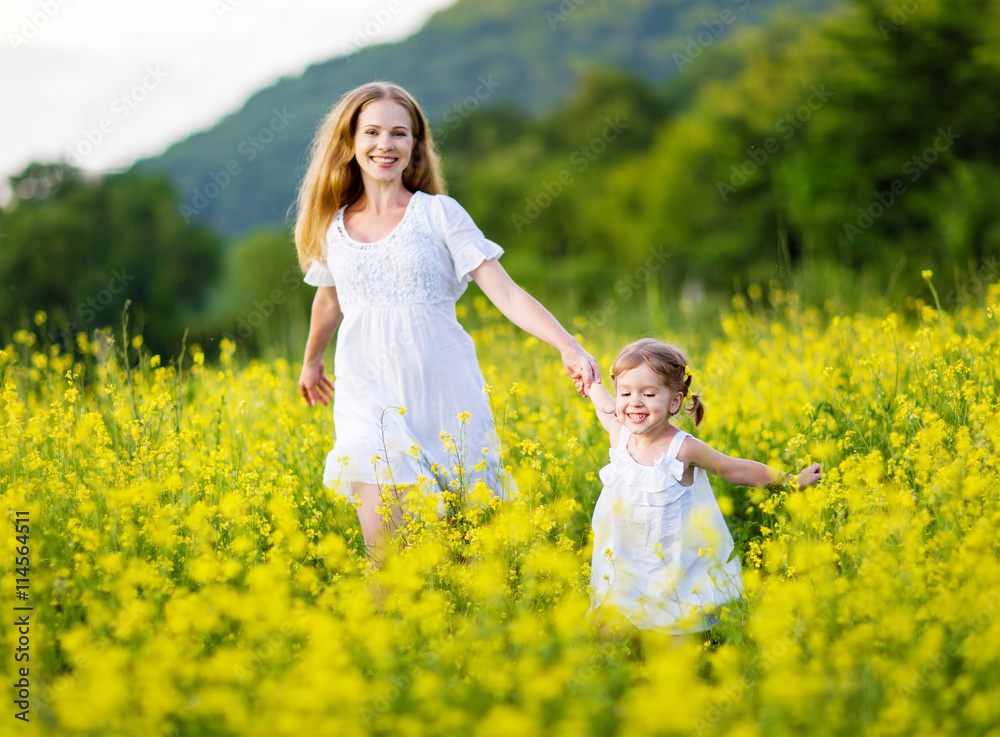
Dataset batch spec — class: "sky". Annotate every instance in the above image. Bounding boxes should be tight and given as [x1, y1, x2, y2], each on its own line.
[0, 0, 459, 198]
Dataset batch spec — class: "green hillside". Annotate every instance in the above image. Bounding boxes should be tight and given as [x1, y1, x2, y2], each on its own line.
[132, 0, 824, 237]
[8, 0, 994, 357]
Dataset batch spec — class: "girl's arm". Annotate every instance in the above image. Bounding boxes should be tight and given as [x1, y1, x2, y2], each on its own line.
[298, 286, 342, 406]
[583, 379, 621, 439]
[678, 436, 822, 490]
[470, 259, 600, 394]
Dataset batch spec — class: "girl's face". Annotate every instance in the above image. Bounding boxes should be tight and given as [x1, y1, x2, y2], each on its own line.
[614, 363, 684, 438]
[353, 99, 414, 185]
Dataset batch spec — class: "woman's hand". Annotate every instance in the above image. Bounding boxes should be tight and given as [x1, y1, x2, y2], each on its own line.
[468, 260, 601, 395]
[797, 463, 823, 489]
[299, 287, 341, 407]
[561, 344, 601, 396]
[299, 360, 334, 407]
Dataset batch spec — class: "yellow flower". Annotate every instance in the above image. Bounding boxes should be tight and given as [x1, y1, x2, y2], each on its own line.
[922, 269, 933, 280]
[6, 269, 998, 734]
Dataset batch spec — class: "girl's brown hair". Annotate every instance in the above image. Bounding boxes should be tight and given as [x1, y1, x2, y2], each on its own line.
[611, 338, 705, 426]
[292, 81, 446, 272]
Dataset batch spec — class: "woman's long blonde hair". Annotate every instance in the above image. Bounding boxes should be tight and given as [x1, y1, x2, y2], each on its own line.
[293, 81, 446, 272]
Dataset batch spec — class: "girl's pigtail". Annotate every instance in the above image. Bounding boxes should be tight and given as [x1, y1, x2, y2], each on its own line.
[682, 371, 704, 426]
[685, 393, 705, 426]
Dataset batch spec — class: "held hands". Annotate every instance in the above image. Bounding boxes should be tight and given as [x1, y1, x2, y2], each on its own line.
[561, 343, 601, 397]
[573, 375, 599, 398]
[299, 360, 334, 407]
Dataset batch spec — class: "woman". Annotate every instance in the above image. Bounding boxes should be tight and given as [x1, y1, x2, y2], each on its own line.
[295, 81, 599, 563]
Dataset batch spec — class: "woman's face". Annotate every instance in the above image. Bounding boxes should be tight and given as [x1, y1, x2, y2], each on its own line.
[353, 99, 414, 185]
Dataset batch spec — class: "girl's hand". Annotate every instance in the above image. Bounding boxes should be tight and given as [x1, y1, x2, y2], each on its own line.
[561, 345, 601, 396]
[299, 360, 334, 407]
[797, 463, 822, 489]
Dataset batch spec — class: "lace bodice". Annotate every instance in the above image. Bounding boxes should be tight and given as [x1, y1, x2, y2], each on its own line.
[302, 191, 504, 313]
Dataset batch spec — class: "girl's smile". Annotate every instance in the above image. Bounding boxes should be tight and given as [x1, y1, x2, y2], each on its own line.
[614, 364, 681, 438]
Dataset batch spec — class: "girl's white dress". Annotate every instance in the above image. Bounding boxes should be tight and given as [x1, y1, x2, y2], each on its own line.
[590, 427, 743, 633]
[303, 190, 512, 500]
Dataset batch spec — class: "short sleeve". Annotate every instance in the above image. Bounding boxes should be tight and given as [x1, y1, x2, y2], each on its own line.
[428, 195, 504, 285]
[303, 257, 335, 287]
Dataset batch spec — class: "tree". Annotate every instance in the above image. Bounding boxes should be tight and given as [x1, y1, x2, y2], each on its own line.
[0, 163, 223, 356]
[202, 227, 312, 356]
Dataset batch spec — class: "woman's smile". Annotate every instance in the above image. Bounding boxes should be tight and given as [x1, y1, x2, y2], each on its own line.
[353, 98, 414, 181]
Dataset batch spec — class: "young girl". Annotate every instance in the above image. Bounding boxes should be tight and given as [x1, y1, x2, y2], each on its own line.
[294, 81, 600, 564]
[579, 338, 821, 635]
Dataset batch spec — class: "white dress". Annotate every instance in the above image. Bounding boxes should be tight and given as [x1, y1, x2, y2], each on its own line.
[589, 427, 743, 633]
[303, 190, 513, 501]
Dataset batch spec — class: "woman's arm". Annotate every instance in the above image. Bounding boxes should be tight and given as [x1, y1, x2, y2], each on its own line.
[299, 286, 342, 406]
[470, 258, 600, 393]
[678, 436, 822, 490]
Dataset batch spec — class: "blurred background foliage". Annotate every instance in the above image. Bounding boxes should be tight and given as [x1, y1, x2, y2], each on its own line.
[1, 0, 997, 357]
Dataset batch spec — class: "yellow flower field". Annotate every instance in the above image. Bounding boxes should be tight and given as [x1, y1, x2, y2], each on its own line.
[1, 280, 998, 736]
